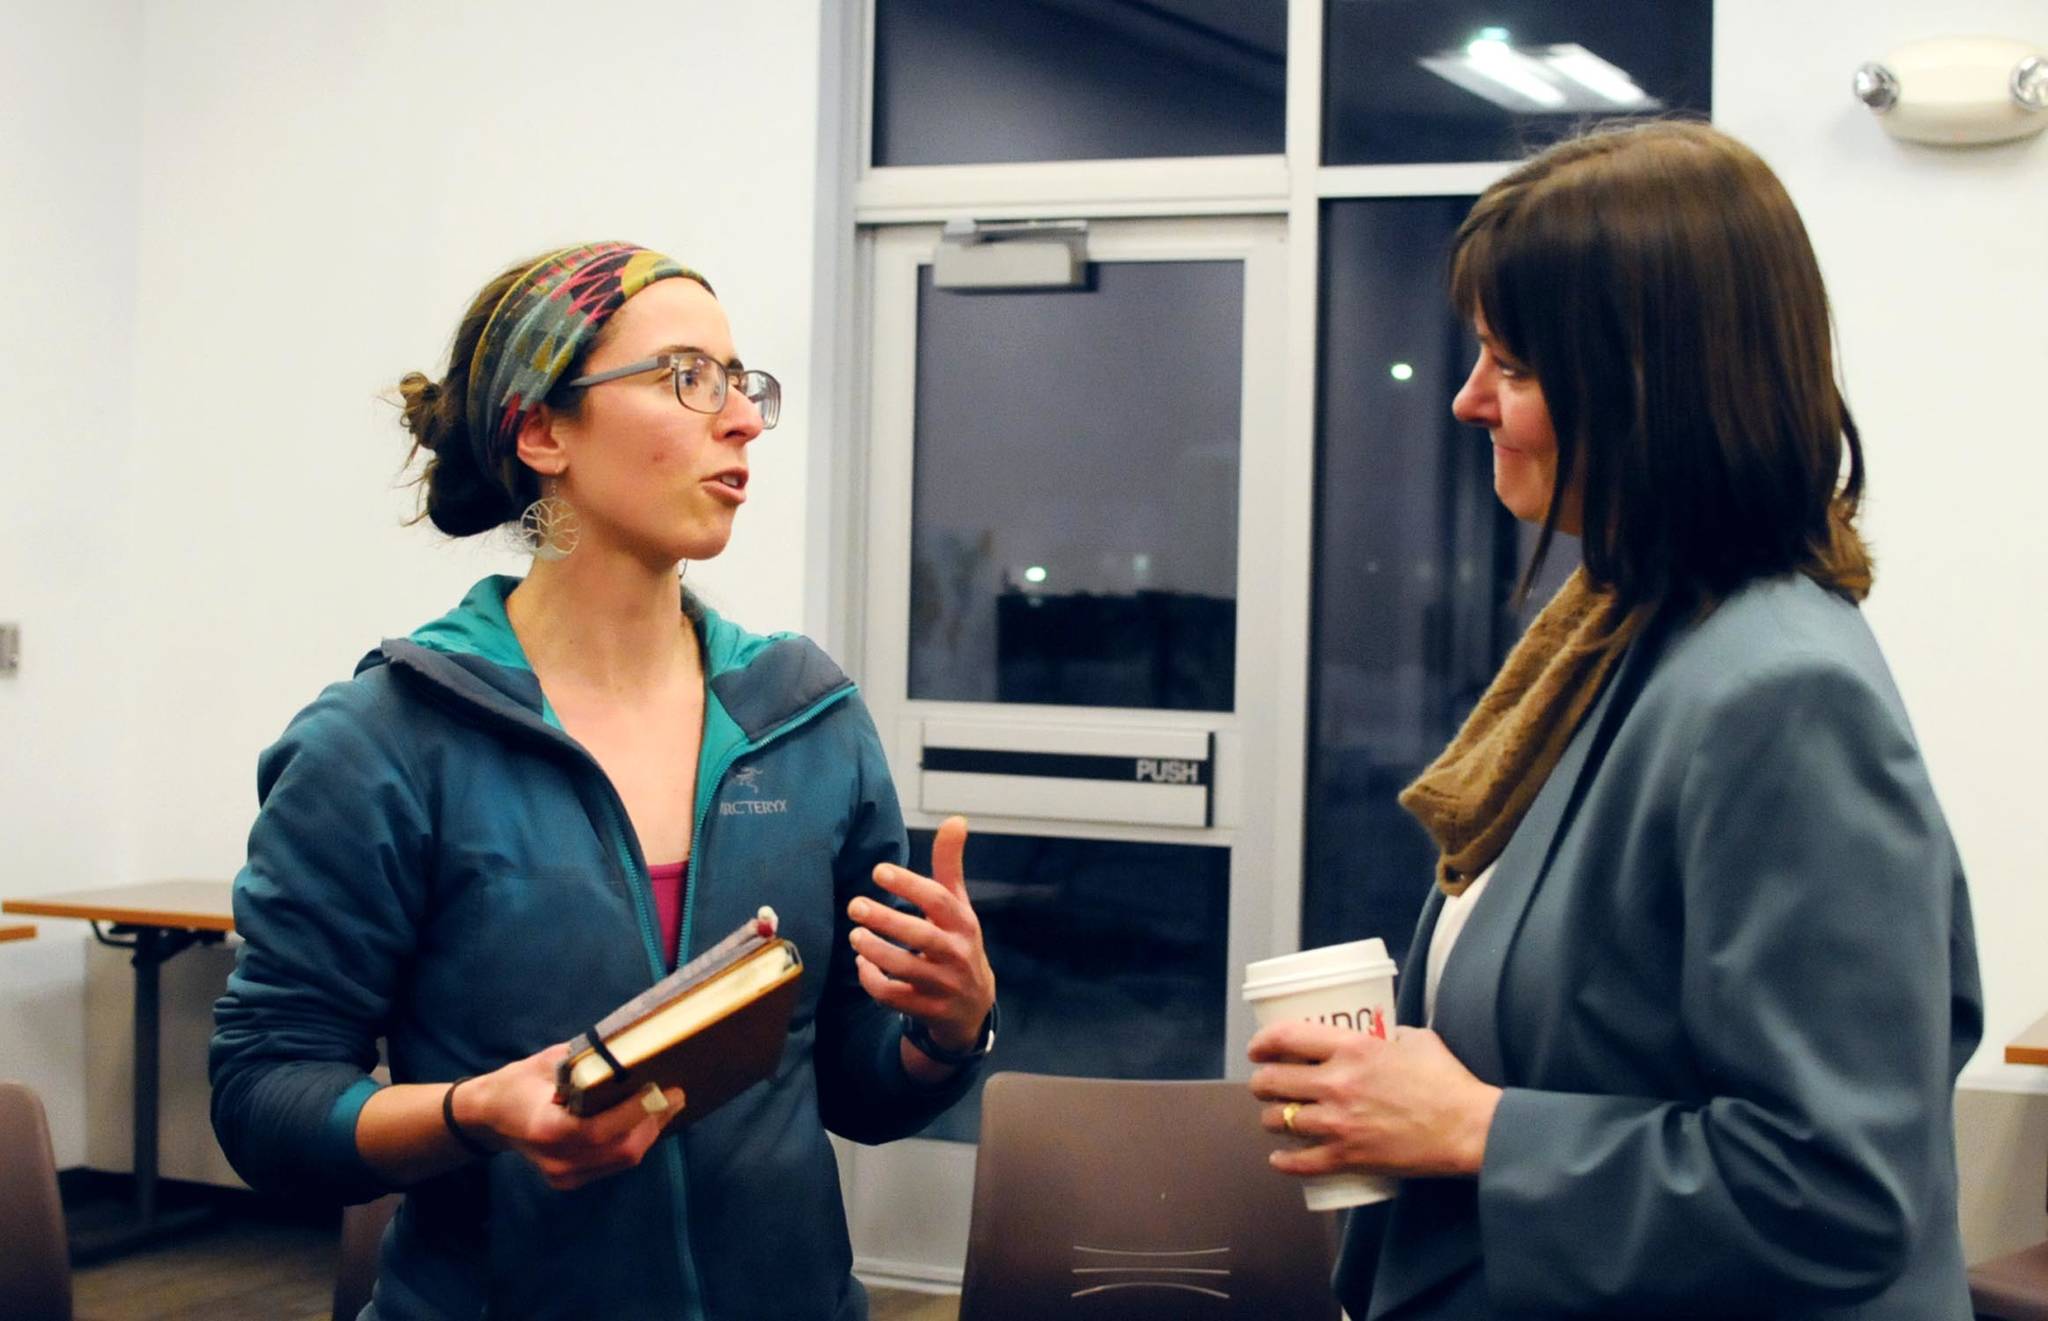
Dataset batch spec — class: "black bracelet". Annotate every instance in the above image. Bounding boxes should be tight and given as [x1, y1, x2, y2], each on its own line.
[902, 1005, 997, 1068]
[441, 1076, 495, 1161]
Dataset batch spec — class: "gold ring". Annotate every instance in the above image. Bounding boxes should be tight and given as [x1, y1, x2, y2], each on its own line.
[1281, 1101, 1302, 1136]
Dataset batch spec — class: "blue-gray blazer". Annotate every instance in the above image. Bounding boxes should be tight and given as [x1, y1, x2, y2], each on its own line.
[1337, 574, 1983, 1320]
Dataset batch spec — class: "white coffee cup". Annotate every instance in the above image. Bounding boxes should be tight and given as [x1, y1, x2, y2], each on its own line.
[1242, 938, 1401, 1211]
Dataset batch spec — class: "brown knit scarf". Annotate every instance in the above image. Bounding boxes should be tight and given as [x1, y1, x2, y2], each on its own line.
[1399, 569, 1638, 896]
[1402, 501, 1873, 897]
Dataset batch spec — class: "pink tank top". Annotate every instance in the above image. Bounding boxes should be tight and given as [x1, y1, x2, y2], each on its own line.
[647, 860, 688, 968]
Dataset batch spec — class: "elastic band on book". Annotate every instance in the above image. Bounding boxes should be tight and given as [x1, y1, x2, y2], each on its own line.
[586, 1029, 626, 1079]
[442, 1077, 495, 1160]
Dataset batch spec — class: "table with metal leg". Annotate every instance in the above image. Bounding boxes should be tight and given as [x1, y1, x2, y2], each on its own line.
[2010, 1012, 2048, 1220]
[1962, 1011, 2048, 1317]
[3, 881, 234, 1263]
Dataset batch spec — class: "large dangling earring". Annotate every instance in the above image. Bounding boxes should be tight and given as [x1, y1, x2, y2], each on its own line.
[513, 481, 580, 561]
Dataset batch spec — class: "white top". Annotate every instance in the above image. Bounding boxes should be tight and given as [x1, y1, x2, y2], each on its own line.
[1424, 864, 1495, 1026]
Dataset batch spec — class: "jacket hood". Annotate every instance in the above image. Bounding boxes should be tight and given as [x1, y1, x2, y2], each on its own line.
[357, 575, 852, 747]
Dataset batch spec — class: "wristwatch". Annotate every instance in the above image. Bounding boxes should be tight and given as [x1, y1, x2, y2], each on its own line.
[902, 1004, 998, 1068]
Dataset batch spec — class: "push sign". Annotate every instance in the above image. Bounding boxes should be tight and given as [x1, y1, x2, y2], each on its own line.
[918, 720, 1215, 828]
[1135, 757, 1202, 785]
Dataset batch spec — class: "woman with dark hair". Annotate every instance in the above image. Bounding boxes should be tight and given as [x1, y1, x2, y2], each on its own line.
[1249, 123, 1980, 1319]
[211, 243, 997, 1320]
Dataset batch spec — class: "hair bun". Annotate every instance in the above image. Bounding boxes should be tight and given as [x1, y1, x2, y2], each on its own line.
[396, 371, 446, 450]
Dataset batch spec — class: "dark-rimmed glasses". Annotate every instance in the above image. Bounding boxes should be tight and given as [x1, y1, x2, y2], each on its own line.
[564, 352, 781, 429]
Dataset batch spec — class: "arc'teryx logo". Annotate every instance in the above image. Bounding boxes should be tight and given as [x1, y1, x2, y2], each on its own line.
[720, 764, 788, 817]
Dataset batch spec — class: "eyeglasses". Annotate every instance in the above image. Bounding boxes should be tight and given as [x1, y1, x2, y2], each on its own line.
[564, 352, 781, 429]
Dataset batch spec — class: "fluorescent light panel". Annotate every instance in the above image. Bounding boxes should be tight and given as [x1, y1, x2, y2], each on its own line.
[1419, 40, 1661, 114]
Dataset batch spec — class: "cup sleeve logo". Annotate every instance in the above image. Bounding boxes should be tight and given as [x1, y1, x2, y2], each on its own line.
[1308, 1005, 1389, 1037]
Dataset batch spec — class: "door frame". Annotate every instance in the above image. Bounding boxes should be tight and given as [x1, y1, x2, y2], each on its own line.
[833, 213, 1308, 1291]
[861, 214, 1296, 986]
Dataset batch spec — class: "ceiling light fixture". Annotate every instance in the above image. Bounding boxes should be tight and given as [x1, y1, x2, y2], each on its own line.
[1420, 37, 1662, 115]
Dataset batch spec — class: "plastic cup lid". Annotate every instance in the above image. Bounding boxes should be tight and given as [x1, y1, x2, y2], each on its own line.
[1242, 937, 1397, 995]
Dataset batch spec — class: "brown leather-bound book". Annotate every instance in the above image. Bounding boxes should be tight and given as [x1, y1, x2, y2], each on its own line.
[555, 907, 802, 1122]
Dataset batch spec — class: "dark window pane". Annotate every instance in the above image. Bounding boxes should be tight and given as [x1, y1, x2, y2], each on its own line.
[1303, 197, 1524, 955]
[1322, 1, 1712, 165]
[908, 829, 1230, 1143]
[910, 261, 1242, 711]
[874, 0, 1286, 166]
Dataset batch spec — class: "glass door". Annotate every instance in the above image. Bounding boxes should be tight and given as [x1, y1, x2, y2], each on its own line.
[842, 215, 1289, 1281]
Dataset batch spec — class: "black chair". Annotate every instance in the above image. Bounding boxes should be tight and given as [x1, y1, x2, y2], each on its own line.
[332, 1192, 401, 1321]
[0, 1081, 72, 1321]
[959, 1073, 1340, 1321]
[1972, 1240, 2048, 1320]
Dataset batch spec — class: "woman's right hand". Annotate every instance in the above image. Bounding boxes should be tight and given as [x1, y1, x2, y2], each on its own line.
[454, 1044, 685, 1191]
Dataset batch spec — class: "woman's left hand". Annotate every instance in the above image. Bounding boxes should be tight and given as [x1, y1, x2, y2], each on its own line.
[849, 815, 996, 1070]
[1248, 1020, 1502, 1179]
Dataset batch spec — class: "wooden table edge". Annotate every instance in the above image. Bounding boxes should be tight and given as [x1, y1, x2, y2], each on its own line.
[2006, 1010, 2048, 1067]
[2, 896, 233, 934]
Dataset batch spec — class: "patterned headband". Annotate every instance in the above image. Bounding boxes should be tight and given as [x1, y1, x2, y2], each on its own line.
[466, 241, 702, 481]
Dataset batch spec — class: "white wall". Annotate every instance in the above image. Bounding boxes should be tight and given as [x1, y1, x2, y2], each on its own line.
[4, 0, 828, 1180]
[124, 0, 827, 880]
[1713, 0, 2048, 1092]
[0, 0, 144, 1168]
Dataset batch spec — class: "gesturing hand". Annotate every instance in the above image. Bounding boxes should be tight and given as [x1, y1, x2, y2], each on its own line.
[1247, 1020, 1501, 1180]
[848, 815, 997, 1066]
[458, 1044, 685, 1191]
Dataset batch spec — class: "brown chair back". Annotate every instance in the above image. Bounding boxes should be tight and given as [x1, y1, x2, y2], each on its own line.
[0, 1082, 72, 1321]
[332, 1192, 401, 1321]
[1971, 1239, 2048, 1321]
[959, 1073, 1340, 1321]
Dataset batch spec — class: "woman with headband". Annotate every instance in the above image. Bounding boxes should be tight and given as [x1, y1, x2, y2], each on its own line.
[211, 243, 998, 1319]
[1248, 124, 1979, 1319]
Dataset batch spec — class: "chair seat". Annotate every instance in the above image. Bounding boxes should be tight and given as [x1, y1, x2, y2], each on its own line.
[1970, 1239, 2048, 1321]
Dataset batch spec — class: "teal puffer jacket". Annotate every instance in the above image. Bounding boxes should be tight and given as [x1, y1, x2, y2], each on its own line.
[211, 576, 977, 1320]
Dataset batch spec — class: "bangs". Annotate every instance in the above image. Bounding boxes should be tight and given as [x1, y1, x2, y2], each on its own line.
[1447, 202, 1536, 370]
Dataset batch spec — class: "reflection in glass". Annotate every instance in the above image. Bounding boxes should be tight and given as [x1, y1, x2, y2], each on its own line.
[1304, 198, 1533, 955]
[907, 829, 1230, 1143]
[1322, 0, 1711, 165]
[909, 262, 1242, 712]
[873, 0, 1285, 166]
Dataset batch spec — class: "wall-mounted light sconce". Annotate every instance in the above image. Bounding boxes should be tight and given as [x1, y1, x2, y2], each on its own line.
[1854, 36, 2047, 146]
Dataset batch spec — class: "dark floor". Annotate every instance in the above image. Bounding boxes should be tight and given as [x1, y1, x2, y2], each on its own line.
[73, 1214, 334, 1321]
[68, 1200, 958, 1320]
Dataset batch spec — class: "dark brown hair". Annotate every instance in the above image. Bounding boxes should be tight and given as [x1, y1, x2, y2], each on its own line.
[1449, 120, 1871, 616]
[394, 250, 712, 537]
